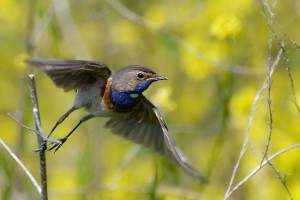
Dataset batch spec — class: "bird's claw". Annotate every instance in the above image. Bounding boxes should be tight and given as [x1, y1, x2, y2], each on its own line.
[35, 138, 66, 153]
[48, 137, 67, 153]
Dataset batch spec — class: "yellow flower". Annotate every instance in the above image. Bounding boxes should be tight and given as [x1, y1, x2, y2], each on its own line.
[209, 15, 242, 39]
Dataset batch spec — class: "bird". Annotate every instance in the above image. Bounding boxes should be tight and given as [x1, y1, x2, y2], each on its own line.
[25, 58, 207, 182]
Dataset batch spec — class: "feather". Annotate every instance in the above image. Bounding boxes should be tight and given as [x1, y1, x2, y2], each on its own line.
[25, 58, 112, 91]
[105, 96, 207, 182]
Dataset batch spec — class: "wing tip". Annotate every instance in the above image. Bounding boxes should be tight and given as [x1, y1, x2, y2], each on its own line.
[192, 170, 209, 184]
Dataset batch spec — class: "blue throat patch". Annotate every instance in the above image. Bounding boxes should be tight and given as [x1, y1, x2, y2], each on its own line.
[134, 80, 155, 92]
[110, 89, 141, 109]
[109, 80, 155, 109]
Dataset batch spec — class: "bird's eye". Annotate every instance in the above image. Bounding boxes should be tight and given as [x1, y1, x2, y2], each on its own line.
[137, 73, 145, 79]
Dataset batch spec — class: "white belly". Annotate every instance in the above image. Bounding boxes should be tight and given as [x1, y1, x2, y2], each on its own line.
[73, 80, 112, 117]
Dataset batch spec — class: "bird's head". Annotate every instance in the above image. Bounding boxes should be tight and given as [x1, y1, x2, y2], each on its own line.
[111, 65, 167, 93]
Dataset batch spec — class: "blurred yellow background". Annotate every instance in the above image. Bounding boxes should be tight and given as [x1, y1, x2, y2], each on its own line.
[1, 0, 300, 199]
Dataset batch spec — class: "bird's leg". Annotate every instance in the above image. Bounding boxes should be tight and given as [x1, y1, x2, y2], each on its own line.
[49, 114, 95, 152]
[48, 106, 78, 138]
[38, 106, 78, 152]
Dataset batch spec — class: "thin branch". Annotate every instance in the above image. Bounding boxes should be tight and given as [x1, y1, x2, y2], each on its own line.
[224, 47, 282, 199]
[225, 142, 300, 198]
[265, 158, 293, 200]
[0, 137, 41, 194]
[260, 17, 274, 165]
[225, 4, 297, 197]
[285, 64, 300, 114]
[262, 0, 300, 51]
[7, 113, 38, 134]
[28, 74, 48, 200]
[259, 6, 293, 197]
[7, 113, 62, 144]
[261, 0, 300, 114]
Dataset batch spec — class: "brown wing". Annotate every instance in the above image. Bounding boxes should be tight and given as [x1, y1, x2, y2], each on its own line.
[105, 96, 207, 182]
[25, 58, 112, 91]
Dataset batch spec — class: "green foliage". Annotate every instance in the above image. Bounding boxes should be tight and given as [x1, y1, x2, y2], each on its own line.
[1, 0, 300, 199]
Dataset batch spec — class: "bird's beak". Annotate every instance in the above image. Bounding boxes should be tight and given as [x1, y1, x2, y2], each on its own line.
[152, 75, 168, 81]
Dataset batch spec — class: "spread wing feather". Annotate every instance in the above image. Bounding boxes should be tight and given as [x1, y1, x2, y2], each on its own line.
[25, 58, 112, 91]
[105, 96, 207, 182]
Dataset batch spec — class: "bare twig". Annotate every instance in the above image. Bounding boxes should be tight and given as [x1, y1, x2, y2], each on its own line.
[28, 74, 48, 200]
[285, 64, 300, 114]
[265, 158, 293, 200]
[226, 1, 300, 197]
[260, 19, 274, 165]
[261, 0, 300, 51]
[259, 8, 293, 197]
[6, 113, 62, 144]
[261, 0, 300, 114]
[224, 47, 282, 200]
[259, 2, 296, 197]
[225, 142, 300, 198]
[7, 112, 39, 134]
[0, 137, 41, 194]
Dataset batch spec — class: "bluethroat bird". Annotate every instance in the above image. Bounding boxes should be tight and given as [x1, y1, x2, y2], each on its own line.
[25, 58, 207, 182]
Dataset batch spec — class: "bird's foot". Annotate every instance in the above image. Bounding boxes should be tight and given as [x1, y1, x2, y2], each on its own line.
[48, 137, 67, 153]
[35, 138, 64, 153]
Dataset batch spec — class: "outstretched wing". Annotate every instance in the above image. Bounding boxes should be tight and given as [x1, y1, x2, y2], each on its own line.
[25, 58, 112, 91]
[105, 96, 207, 182]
